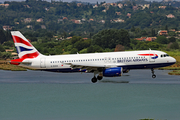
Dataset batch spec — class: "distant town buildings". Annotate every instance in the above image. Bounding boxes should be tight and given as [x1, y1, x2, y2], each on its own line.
[24, 18, 32, 23]
[158, 30, 168, 35]
[24, 5, 30, 8]
[166, 14, 175, 18]
[116, 12, 121, 15]
[3, 26, 12, 31]
[0, 4, 9, 8]
[127, 13, 131, 18]
[99, 20, 105, 24]
[36, 18, 43, 22]
[63, 17, 68, 20]
[41, 25, 46, 29]
[71, 19, 82, 24]
[134, 37, 157, 41]
[26, 25, 32, 29]
[112, 18, 124, 23]
[117, 3, 123, 8]
[77, 3, 82, 7]
[141, 4, 150, 9]
[159, 6, 167, 9]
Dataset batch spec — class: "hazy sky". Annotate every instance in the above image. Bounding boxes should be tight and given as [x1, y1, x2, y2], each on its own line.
[0, 0, 167, 3]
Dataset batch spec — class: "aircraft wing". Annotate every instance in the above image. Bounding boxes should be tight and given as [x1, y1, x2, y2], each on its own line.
[63, 62, 125, 72]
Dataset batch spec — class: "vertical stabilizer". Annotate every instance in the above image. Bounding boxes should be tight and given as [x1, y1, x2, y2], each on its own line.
[11, 31, 41, 59]
[10, 31, 42, 65]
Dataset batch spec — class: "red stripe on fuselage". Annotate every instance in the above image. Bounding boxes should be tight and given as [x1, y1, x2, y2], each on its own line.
[12, 35, 32, 47]
[138, 54, 158, 56]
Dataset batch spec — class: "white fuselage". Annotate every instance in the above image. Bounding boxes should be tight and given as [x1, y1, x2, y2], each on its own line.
[21, 50, 176, 72]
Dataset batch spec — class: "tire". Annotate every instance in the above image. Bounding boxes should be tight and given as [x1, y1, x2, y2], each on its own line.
[91, 77, 97, 83]
[152, 75, 156, 78]
[97, 76, 103, 80]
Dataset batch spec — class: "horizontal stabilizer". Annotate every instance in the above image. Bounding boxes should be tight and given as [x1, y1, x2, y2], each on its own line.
[10, 59, 32, 65]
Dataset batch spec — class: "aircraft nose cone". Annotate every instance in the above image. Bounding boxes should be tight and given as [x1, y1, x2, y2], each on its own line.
[171, 57, 176, 63]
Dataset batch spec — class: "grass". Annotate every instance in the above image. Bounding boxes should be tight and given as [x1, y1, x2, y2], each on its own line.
[159, 51, 180, 70]
[0, 60, 27, 71]
[168, 70, 180, 75]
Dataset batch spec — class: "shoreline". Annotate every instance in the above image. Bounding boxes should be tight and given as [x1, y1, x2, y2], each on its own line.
[1, 60, 180, 75]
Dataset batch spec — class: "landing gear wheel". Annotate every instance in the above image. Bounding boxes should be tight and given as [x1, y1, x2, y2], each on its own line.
[152, 74, 156, 78]
[91, 77, 97, 83]
[151, 68, 156, 79]
[97, 75, 103, 80]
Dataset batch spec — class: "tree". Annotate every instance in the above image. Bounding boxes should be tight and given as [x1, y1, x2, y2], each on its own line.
[70, 48, 78, 54]
[92, 29, 130, 49]
[131, 25, 135, 32]
[0, 30, 6, 44]
[151, 28, 156, 37]
[114, 44, 125, 52]
[169, 42, 179, 49]
[156, 36, 168, 44]
[87, 45, 103, 53]
[0, 44, 5, 52]
[165, 25, 168, 31]
[168, 37, 176, 43]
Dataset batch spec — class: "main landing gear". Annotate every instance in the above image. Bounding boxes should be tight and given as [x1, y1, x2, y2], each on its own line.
[151, 68, 156, 78]
[91, 75, 103, 83]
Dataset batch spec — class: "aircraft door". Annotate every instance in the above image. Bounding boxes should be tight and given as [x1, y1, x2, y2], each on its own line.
[104, 57, 111, 63]
[104, 57, 107, 63]
[40, 58, 46, 68]
[108, 57, 111, 63]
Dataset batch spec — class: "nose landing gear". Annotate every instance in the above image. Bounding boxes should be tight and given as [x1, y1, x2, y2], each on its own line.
[151, 68, 156, 78]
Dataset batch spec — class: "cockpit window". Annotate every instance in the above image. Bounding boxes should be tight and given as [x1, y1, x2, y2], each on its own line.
[161, 54, 169, 57]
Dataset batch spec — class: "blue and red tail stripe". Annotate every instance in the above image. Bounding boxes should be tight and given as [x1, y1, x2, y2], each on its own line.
[11, 32, 40, 65]
[12, 36, 33, 47]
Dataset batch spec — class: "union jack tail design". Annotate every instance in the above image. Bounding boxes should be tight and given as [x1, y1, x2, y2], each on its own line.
[11, 31, 42, 65]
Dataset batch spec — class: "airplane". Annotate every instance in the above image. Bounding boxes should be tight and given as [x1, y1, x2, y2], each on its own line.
[10, 31, 176, 83]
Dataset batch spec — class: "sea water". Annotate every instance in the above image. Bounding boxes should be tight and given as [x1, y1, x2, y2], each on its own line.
[0, 70, 180, 120]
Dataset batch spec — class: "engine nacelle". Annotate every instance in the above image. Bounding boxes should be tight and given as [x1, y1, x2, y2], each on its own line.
[103, 67, 123, 77]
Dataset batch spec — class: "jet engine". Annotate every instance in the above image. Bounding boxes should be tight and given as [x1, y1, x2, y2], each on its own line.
[103, 67, 123, 77]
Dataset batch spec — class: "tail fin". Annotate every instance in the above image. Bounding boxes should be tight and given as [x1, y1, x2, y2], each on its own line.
[10, 31, 42, 65]
[11, 31, 41, 59]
